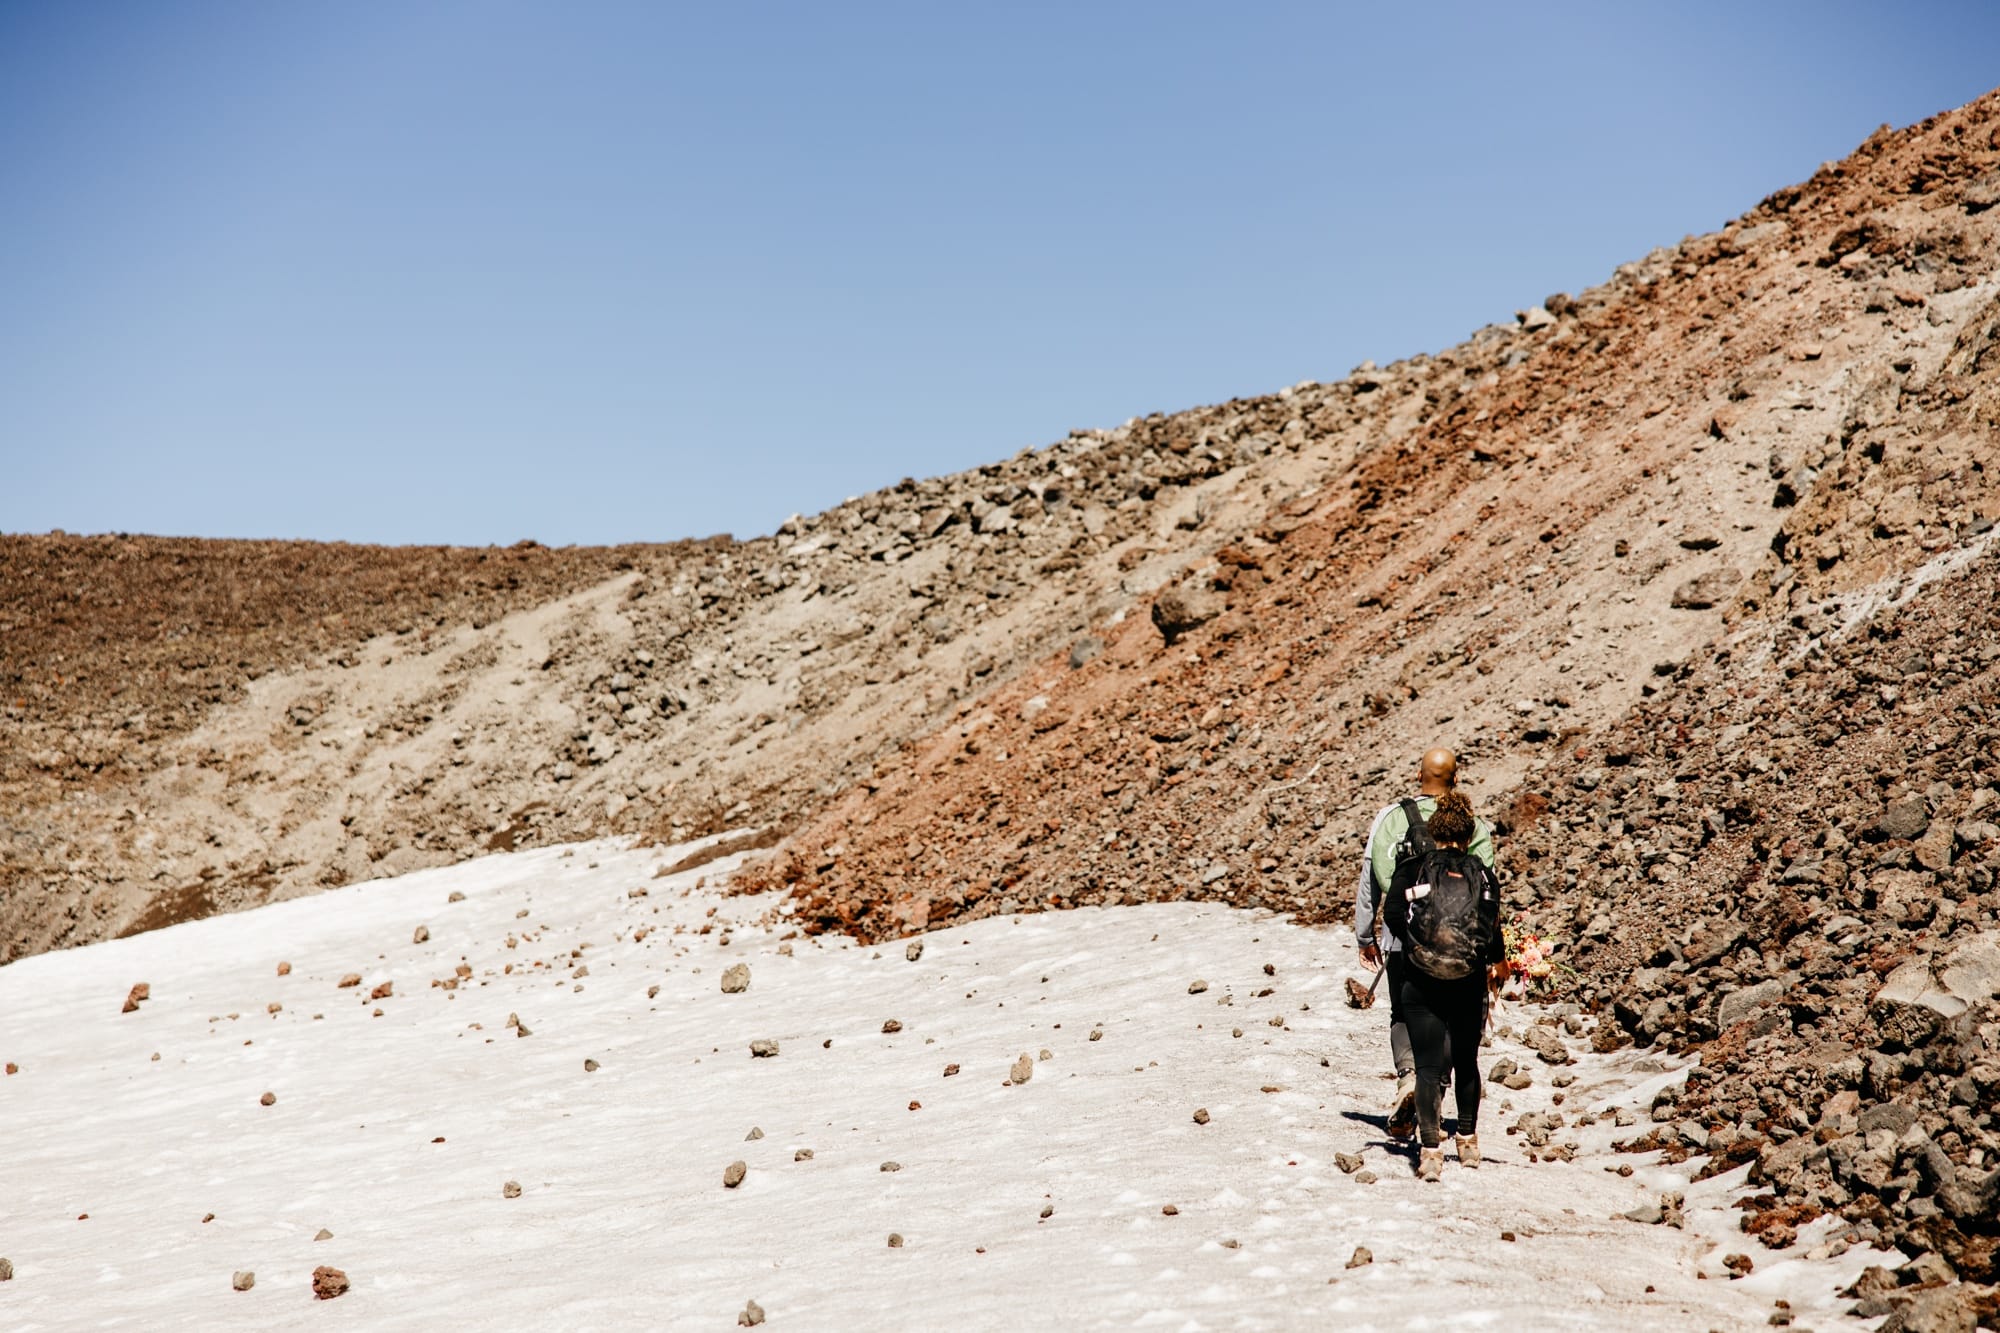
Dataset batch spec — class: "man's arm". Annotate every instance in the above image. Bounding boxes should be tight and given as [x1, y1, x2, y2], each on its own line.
[1356, 803, 1404, 963]
[1369, 802, 1409, 894]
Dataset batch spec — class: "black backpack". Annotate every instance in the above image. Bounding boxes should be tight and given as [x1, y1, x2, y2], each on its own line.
[1386, 800, 1494, 981]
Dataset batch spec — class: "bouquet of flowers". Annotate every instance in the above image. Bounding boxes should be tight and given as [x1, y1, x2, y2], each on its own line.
[1497, 917, 1577, 1001]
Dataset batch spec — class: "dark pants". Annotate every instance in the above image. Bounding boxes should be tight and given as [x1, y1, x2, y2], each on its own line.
[1385, 950, 1448, 1081]
[1397, 967, 1486, 1148]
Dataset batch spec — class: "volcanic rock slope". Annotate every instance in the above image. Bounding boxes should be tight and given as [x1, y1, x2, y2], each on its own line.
[5, 89, 2000, 1280]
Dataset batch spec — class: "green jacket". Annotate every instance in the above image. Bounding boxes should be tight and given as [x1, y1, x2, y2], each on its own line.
[1356, 795, 1495, 952]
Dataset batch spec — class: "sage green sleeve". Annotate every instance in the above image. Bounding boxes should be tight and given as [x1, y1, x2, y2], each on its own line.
[1368, 803, 1409, 895]
[1471, 817, 1496, 869]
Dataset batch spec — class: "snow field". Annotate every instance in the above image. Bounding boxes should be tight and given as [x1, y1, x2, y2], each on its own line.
[0, 839, 1890, 1329]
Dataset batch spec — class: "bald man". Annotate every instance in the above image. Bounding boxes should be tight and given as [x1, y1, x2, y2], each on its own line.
[1355, 748, 1495, 1138]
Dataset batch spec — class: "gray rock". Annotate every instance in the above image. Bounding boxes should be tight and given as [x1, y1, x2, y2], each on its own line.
[1876, 931, 2000, 1019]
[880, 1160, 901, 1173]
[1521, 1025, 1570, 1065]
[1152, 585, 1221, 644]
[745, 1127, 764, 1141]
[1718, 977, 1789, 1030]
[1913, 821, 1955, 871]
[1876, 795, 1931, 841]
[1883, 1284, 1983, 1333]
[1858, 1102, 1918, 1136]
[720, 963, 751, 994]
[750, 1038, 779, 1058]
[1956, 819, 1999, 847]
[1670, 567, 1740, 610]
[1939, 1163, 2000, 1222]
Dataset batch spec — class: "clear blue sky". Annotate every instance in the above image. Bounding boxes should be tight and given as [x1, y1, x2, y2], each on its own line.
[4, 2, 1996, 547]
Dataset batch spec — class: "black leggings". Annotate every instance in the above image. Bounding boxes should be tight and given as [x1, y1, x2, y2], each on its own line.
[1396, 968, 1486, 1147]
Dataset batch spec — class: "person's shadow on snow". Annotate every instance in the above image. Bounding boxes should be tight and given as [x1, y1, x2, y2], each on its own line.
[1338, 1109, 1478, 1166]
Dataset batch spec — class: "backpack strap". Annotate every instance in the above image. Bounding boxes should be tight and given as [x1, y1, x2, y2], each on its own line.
[1398, 798, 1434, 855]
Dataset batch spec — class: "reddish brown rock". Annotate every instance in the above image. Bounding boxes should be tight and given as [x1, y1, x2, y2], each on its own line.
[311, 1265, 349, 1300]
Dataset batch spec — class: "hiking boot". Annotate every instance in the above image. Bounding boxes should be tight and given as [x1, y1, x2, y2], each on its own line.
[1418, 1147, 1443, 1182]
[1455, 1133, 1480, 1169]
[1387, 1074, 1416, 1140]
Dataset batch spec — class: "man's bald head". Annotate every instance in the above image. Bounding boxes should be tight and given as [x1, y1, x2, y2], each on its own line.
[1417, 748, 1458, 796]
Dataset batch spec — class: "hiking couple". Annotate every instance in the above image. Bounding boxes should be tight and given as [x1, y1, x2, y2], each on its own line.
[1353, 748, 1504, 1182]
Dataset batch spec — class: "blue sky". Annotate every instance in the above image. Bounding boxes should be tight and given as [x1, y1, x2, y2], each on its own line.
[3, 2, 1997, 547]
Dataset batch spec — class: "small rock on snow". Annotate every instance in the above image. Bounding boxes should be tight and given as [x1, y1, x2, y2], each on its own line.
[311, 1266, 350, 1300]
[121, 982, 149, 1014]
[720, 963, 751, 994]
[723, 1161, 747, 1188]
[739, 1299, 766, 1327]
[887, 1233, 904, 1248]
[882, 1019, 903, 1033]
[1335, 1152, 1363, 1174]
[412, 925, 429, 944]
[750, 1039, 779, 1058]
[1188, 979, 1208, 994]
[745, 1127, 764, 1140]
[1346, 1246, 1373, 1268]
[905, 940, 923, 962]
[232, 1271, 255, 1292]
[259, 1091, 276, 1107]
[504, 1181, 523, 1198]
[1193, 1108, 1211, 1125]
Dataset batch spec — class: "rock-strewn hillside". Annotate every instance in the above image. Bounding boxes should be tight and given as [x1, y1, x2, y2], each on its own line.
[5, 85, 2000, 1313]
[748, 95, 2000, 936]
